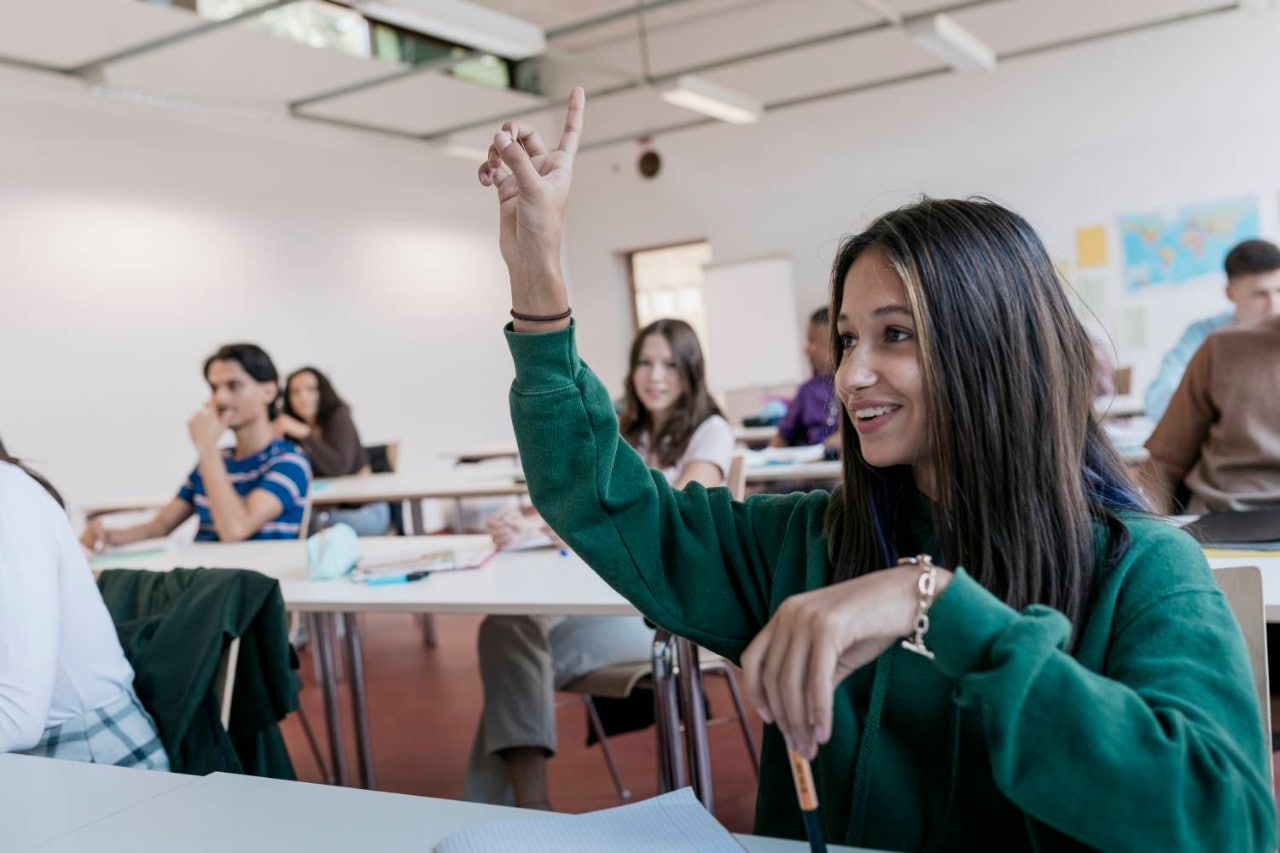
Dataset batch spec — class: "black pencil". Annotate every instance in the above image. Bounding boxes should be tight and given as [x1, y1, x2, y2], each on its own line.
[788, 748, 827, 853]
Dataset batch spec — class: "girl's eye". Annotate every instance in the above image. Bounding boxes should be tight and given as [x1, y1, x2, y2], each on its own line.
[885, 327, 913, 343]
[839, 334, 857, 350]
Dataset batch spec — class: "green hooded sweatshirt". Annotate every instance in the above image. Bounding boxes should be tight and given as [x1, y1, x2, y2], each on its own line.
[506, 322, 1274, 852]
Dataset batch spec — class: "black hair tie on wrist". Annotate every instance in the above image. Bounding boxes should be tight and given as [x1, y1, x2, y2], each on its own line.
[510, 307, 573, 322]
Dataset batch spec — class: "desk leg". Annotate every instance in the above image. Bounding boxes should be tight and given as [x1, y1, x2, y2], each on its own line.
[676, 637, 714, 812]
[343, 612, 376, 790]
[314, 612, 350, 787]
[650, 631, 685, 792]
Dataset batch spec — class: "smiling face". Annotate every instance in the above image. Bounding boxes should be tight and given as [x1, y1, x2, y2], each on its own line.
[631, 332, 686, 417]
[206, 359, 277, 430]
[834, 248, 929, 474]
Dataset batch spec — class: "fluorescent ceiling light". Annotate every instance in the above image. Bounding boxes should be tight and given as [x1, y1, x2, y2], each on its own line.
[90, 86, 274, 123]
[356, 0, 545, 60]
[660, 76, 763, 124]
[907, 13, 997, 72]
[434, 140, 490, 161]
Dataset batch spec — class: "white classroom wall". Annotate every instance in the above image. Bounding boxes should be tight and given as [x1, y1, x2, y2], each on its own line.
[565, 9, 1280, 401]
[3, 8, 1280, 513]
[0, 66, 516, 512]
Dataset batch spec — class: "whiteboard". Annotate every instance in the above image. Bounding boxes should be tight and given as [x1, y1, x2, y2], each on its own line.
[702, 256, 806, 391]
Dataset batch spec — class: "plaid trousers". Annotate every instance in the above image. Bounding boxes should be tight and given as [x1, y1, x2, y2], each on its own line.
[19, 688, 170, 770]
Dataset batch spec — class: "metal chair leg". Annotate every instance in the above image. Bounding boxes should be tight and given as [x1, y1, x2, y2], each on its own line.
[676, 637, 714, 811]
[713, 665, 761, 776]
[295, 705, 334, 785]
[583, 697, 631, 800]
[416, 613, 437, 648]
[651, 630, 686, 792]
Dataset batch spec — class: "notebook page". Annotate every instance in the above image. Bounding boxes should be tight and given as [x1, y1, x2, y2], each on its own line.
[433, 789, 746, 853]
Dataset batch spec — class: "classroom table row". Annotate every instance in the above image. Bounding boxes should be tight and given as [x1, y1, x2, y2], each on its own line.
[80, 460, 848, 523]
[81, 445, 1153, 524]
[2, 754, 870, 853]
[92, 530, 1280, 800]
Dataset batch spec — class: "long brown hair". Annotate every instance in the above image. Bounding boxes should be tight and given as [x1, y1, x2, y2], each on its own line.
[824, 198, 1144, 632]
[618, 319, 723, 469]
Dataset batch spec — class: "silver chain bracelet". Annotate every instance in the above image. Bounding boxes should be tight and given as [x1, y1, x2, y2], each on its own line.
[898, 554, 939, 660]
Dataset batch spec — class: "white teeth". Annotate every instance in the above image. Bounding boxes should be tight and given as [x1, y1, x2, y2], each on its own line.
[854, 405, 898, 419]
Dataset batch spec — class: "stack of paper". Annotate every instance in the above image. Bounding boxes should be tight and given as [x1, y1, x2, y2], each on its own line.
[432, 789, 746, 852]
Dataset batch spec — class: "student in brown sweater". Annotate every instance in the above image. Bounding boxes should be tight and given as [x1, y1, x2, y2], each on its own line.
[1145, 314, 1280, 513]
[276, 366, 389, 535]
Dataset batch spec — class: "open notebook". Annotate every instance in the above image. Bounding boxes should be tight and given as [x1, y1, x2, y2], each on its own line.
[348, 542, 498, 583]
[433, 789, 746, 852]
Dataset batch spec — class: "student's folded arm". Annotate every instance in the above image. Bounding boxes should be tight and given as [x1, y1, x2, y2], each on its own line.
[0, 490, 60, 751]
[506, 322, 789, 659]
[925, 532, 1275, 851]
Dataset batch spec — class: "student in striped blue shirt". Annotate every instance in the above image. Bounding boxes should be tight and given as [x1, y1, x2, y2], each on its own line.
[82, 344, 311, 548]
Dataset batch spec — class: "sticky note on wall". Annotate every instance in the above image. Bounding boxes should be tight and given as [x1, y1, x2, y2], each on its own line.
[1076, 226, 1108, 268]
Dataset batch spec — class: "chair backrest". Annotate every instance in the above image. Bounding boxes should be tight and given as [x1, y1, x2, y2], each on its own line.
[1112, 366, 1132, 396]
[214, 637, 241, 730]
[1211, 566, 1271, 746]
[726, 453, 746, 501]
[365, 442, 400, 474]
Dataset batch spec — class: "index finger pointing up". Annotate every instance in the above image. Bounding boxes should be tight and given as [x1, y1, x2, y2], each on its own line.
[557, 86, 585, 158]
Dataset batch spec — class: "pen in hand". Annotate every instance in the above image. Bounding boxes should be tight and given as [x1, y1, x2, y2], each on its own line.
[788, 748, 827, 853]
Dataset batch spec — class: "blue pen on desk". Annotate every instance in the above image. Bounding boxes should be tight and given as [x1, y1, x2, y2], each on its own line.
[366, 569, 432, 586]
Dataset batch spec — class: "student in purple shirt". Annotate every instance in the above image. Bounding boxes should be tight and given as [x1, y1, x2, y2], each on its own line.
[773, 306, 840, 453]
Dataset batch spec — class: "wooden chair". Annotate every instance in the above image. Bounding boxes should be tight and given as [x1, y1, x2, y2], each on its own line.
[1211, 566, 1272, 771]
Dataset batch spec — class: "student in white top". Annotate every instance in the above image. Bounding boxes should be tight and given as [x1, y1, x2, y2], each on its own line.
[0, 454, 168, 768]
[464, 318, 734, 809]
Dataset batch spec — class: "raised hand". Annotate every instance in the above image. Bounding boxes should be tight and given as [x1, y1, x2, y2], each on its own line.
[478, 86, 584, 329]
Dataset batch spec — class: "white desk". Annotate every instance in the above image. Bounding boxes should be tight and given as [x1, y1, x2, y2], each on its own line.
[735, 425, 779, 445]
[82, 496, 169, 519]
[312, 470, 528, 534]
[446, 427, 782, 462]
[311, 471, 527, 506]
[1, 753, 195, 852]
[107, 536, 635, 617]
[25, 768, 868, 853]
[98, 537, 639, 792]
[744, 460, 841, 484]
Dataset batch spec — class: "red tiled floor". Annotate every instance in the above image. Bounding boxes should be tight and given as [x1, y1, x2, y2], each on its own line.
[280, 613, 763, 833]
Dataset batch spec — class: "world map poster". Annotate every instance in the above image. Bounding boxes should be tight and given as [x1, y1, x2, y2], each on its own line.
[1120, 195, 1260, 292]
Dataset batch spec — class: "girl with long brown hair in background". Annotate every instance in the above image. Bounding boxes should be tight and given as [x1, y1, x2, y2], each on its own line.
[476, 88, 1274, 849]
[464, 317, 734, 809]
